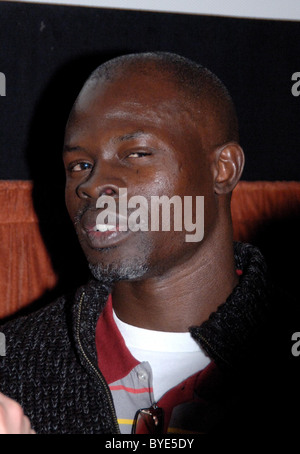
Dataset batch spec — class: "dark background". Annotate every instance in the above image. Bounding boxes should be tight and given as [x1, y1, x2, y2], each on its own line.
[0, 1, 300, 310]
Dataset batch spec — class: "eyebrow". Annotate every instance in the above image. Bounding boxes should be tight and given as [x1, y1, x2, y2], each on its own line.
[63, 145, 85, 154]
[113, 130, 146, 143]
[63, 130, 148, 154]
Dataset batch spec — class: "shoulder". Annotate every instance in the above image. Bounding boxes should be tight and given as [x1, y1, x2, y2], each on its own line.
[0, 294, 74, 365]
[0, 294, 70, 338]
[0, 278, 109, 360]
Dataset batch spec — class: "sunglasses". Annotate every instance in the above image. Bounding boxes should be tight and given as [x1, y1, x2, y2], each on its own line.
[131, 404, 164, 434]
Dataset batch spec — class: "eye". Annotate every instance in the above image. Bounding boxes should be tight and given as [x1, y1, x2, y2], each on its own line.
[127, 151, 151, 158]
[68, 161, 93, 172]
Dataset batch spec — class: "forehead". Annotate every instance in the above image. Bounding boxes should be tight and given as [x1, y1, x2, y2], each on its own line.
[78, 68, 184, 107]
[66, 71, 198, 136]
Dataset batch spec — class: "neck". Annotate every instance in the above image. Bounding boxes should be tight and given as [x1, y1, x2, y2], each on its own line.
[112, 228, 238, 332]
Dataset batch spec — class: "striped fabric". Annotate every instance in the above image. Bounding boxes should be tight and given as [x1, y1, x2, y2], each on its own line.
[96, 296, 218, 434]
[109, 362, 154, 433]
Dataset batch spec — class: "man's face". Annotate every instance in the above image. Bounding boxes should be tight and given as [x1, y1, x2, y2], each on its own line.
[63, 69, 218, 284]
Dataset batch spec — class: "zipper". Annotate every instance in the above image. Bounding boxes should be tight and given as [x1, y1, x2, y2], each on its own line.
[76, 291, 121, 434]
[197, 333, 229, 366]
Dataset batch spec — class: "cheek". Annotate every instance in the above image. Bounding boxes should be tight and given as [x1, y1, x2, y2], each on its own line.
[64, 184, 78, 220]
[179, 160, 218, 235]
[128, 168, 178, 200]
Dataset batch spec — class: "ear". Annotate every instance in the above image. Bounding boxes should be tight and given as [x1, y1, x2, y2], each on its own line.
[213, 142, 245, 194]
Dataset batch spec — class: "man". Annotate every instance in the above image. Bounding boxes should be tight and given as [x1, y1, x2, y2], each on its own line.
[0, 52, 298, 434]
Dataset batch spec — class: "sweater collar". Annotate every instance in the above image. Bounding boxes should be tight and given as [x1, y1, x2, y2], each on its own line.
[190, 242, 270, 367]
[72, 279, 110, 368]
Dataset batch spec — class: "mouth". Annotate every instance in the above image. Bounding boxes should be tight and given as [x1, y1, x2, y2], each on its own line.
[79, 210, 131, 249]
[94, 224, 118, 233]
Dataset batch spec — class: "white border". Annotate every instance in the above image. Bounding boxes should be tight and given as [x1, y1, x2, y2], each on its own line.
[5, 0, 300, 21]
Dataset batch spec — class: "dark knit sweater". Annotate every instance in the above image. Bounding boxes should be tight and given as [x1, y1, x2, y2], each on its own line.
[0, 242, 298, 434]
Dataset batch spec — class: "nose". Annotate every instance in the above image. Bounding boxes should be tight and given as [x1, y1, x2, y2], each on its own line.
[76, 163, 122, 200]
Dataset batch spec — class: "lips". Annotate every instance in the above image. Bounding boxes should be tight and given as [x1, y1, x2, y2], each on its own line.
[79, 209, 130, 249]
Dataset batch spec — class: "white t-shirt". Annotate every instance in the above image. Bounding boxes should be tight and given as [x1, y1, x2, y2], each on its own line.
[113, 310, 211, 401]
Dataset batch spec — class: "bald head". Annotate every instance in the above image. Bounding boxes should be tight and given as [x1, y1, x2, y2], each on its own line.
[78, 51, 239, 152]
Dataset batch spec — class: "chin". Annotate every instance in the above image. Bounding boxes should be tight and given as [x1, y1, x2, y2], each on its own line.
[88, 258, 150, 286]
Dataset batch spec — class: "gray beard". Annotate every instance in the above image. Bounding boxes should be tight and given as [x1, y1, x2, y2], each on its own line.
[88, 259, 150, 286]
